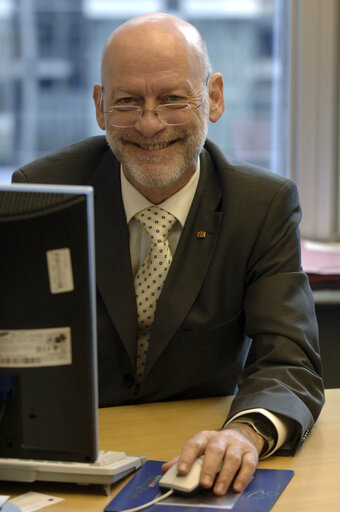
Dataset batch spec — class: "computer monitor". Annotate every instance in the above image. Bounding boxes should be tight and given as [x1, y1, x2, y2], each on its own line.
[0, 183, 98, 463]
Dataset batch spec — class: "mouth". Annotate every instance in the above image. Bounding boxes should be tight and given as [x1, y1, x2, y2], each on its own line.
[127, 139, 179, 151]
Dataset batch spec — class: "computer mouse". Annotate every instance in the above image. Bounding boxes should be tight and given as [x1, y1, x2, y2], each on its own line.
[159, 455, 205, 495]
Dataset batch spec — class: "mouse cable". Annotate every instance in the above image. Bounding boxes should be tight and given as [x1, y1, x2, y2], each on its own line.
[117, 488, 174, 512]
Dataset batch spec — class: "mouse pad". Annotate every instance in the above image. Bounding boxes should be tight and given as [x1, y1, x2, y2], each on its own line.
[0, 504, 21, 512]
[104, 460, 294, 512]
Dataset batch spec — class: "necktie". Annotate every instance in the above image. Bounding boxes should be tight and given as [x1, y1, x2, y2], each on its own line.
[134, 206, 177, 382]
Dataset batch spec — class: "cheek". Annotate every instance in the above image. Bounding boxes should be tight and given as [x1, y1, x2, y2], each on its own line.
[191, 107, 209, 131]
[186, 117, 208, 142]
[106, 126, 124, 146]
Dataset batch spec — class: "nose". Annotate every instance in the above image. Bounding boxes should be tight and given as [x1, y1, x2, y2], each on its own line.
[134, 108, 167, 138]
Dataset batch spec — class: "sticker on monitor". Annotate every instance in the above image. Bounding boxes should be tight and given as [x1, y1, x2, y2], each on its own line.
[0, 327, 72, 367]
[46, 248, 74, 294]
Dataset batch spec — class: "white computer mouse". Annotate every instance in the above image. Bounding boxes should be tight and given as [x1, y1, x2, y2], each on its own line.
[159, 455, 205, 495]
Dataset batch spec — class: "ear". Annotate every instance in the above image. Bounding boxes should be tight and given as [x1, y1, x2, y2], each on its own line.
[208, 73, 225, 123]
[93, 83, 106, 131]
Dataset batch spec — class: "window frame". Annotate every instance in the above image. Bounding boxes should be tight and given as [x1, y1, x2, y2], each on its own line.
[289, 0, 339, 241]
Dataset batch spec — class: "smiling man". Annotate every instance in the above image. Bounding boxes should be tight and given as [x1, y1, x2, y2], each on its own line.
[12, 13, 324, 497]
[93, 14, 219, 203]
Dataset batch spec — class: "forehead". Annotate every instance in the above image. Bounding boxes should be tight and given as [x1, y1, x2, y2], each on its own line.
[102, 24, 204, 93]
[106, 69, 195, 98]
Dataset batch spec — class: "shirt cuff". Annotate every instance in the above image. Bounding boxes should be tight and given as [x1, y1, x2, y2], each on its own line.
[223, 408, 294, 458]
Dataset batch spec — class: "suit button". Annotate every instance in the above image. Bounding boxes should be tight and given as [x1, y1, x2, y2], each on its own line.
[123, 374, 134, 388]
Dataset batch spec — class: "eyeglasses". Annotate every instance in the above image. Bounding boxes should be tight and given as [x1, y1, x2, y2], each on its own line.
[101, 80, 209, 128]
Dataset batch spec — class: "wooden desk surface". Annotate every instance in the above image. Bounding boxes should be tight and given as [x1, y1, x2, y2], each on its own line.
[2, 389, 339, 511]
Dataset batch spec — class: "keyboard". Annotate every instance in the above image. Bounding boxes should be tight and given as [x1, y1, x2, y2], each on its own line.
[0, 450, 147, 495]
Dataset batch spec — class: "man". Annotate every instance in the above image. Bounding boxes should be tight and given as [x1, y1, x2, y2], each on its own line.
[12, 13, 324, 496]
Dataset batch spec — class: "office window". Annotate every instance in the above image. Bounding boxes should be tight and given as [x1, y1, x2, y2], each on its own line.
[0, 0, 338, 240]
[0, 0, 289, 180]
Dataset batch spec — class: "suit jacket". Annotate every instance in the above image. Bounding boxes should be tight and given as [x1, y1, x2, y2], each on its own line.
[12, 136, 324, 455]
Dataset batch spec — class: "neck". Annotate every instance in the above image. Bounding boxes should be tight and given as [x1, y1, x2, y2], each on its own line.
[122, 166, 196, 204]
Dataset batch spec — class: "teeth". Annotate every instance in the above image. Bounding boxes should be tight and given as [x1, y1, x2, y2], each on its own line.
[139, 142, 170, 151]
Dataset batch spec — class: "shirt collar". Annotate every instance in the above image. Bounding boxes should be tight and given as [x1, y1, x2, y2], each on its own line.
[121, 160, 200, 228]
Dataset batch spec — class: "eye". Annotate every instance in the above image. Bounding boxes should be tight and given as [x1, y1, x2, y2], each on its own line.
[160, 94, 184, 104]
[115, 97, 140, 105]
[167, 95, 182, 102]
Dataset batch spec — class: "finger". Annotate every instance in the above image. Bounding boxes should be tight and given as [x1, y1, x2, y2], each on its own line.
[161, 456, 179, 474]
[177, 431, 211, 474]
[232, 450, 258, 493]
[212, 444, 243, 496]
[199, 437, 227, 489]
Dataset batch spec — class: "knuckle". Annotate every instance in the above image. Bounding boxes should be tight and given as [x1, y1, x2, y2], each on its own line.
[183, 431, 208, 451]
[206, 442, 225, 458]
[199, 430, 212, 439]
[243, 451, 258, 468]
[183, 440, 201, 454]
[226, 450, 242, 466]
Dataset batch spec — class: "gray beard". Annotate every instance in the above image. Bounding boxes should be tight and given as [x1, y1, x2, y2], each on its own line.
[106, 136, 190, 188]
[105, 120, 208, 189]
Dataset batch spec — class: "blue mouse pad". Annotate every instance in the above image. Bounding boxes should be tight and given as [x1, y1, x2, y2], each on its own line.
[105, 460, 294, 512]
[2, 504, 21, 512]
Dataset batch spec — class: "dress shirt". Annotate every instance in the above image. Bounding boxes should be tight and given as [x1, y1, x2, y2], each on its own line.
[121, 162, 200, 278]
[120, 163, 293, 457]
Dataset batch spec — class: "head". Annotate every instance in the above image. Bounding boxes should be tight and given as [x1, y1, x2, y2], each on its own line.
[93, 13, 224, 202]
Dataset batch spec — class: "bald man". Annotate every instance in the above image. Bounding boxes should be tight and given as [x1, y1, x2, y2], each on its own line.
[13, 13, 324, 496]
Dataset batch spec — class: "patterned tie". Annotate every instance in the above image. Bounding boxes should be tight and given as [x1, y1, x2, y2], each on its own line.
[134, 206, 177, 382]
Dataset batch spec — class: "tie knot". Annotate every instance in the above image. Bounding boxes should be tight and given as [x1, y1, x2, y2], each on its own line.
[134, 206, 176, 242]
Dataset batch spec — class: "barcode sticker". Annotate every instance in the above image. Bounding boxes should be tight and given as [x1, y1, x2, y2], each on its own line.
[46, 248, 74, 294]
[0, 327, 72, 367]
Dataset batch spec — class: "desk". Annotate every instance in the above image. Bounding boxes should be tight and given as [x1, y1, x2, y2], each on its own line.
[2, 389, 339, 511]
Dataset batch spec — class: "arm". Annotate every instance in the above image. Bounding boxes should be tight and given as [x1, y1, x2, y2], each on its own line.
[229, 178, 324, 451]
[163, 178, 324, 495]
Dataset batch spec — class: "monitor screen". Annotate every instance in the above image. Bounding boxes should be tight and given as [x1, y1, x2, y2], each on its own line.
[0, 183, 98, 463]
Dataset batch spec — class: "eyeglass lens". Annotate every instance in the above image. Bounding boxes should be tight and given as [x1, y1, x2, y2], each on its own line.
[108, 104, 192, 127]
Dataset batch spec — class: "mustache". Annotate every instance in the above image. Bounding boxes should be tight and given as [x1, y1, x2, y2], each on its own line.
[117, 128, 184, 146]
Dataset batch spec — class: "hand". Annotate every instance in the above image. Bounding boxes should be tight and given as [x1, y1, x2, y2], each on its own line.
[161, 423, 264, 496]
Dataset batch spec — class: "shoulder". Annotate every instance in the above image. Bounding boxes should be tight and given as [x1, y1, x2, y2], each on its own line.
[12, 136, 113, 184]
[202, 138, 298, 205]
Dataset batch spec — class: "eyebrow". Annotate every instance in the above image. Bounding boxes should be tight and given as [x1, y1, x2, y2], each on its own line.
[104, 83, 192, 98]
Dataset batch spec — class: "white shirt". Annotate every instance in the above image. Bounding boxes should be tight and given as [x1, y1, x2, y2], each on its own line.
[120, 163, 292, 457]
[121, 162, 200, 277]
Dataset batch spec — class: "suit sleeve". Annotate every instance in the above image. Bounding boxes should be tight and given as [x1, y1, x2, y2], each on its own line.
[12, 169, 28, 183]
[227, 178, 324, 455]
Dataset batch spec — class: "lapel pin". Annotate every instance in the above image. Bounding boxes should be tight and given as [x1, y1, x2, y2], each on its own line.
[196, 230, 207, 239]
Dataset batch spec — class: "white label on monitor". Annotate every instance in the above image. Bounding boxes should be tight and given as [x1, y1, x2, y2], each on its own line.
[0, 327, 72, 367]
[46, 248, 74, 294]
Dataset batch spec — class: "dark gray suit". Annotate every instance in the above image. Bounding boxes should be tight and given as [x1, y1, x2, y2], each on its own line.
[12, 136, 324, 455]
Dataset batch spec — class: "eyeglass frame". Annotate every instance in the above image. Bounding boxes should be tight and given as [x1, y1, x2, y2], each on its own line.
[99, 75, 211, 128]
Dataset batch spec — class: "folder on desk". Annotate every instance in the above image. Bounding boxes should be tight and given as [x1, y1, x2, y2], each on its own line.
[105, 460, 294, 512]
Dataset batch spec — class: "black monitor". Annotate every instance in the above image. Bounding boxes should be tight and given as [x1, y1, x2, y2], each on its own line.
[0, 183, 98, 463]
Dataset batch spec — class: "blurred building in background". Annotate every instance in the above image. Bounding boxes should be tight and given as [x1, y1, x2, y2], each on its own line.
[0, 0, 290, 182]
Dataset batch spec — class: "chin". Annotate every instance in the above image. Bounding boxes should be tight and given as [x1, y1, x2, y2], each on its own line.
[125, 163, 185, 189]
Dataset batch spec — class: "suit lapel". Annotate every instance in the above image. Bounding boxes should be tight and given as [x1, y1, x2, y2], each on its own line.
[88, 144, 224, 374]
[90, 151, 137, 363]
[144, 149, 223, 375]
